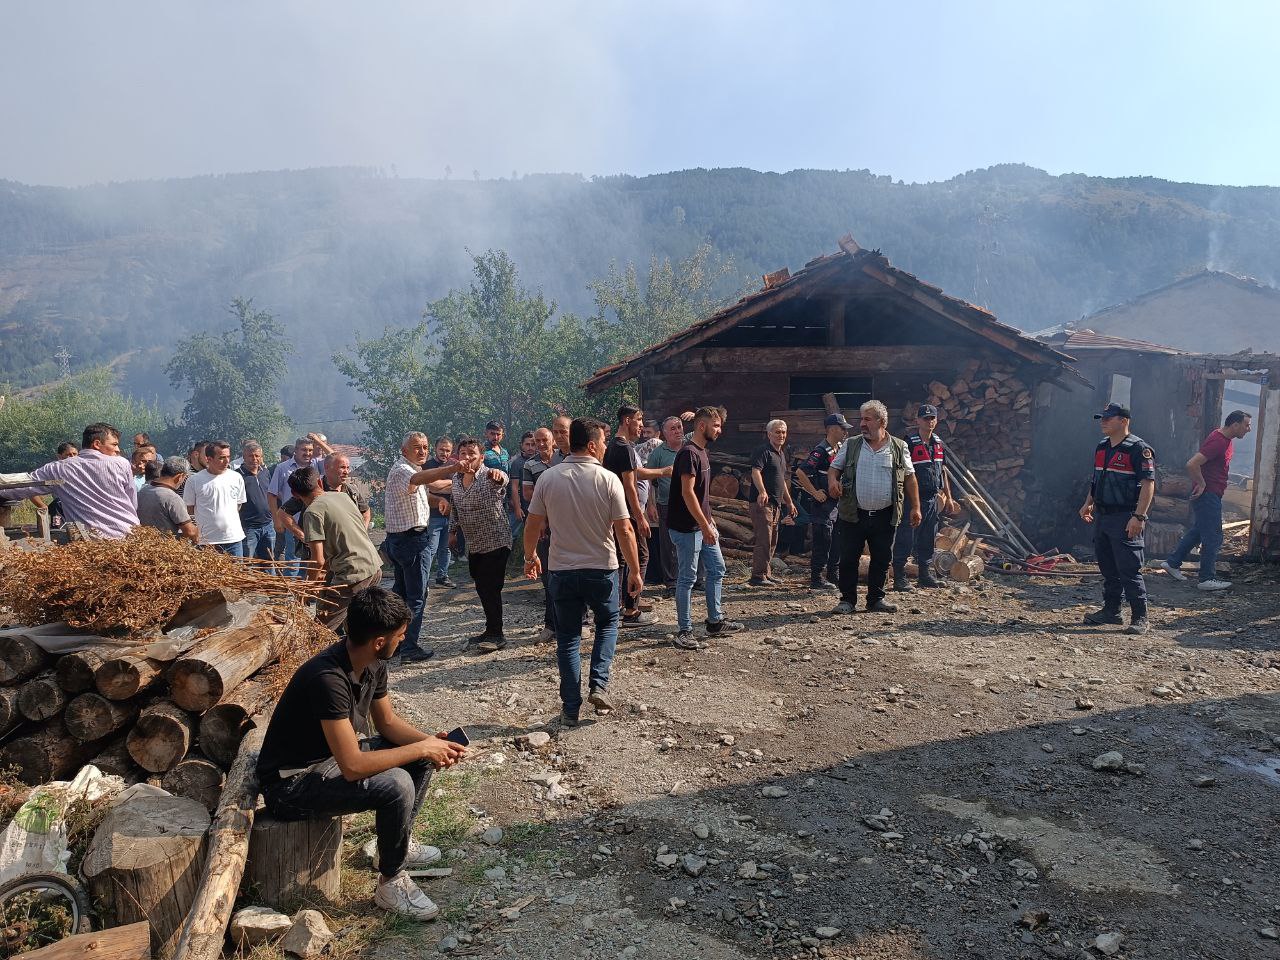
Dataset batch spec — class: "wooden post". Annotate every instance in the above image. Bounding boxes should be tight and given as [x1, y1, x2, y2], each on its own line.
[82, 793, 210, 958]
[0, 635, 50, 685]
[126, 701, 196, 773]
[63, 692, 139, 742]
[12, 920, 150, 960]
[197, 679, 272, 769]
[169, 624, 280, 712]
[244, 815, 344, 911]
[163, 756, 226, 813]
[0, 722, 102, 785]
[17, 671, 67, 722]
[171, 723, 267, 960]
[95, 652, 164, 700]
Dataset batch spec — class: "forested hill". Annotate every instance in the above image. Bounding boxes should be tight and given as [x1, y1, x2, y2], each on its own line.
[2, 163, 1279, 427]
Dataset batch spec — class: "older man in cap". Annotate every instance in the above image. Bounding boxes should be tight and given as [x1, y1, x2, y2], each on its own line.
[892, 404, 950, 590]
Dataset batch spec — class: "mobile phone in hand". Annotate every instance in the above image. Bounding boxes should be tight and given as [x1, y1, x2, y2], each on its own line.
[444, 727, 470, 747]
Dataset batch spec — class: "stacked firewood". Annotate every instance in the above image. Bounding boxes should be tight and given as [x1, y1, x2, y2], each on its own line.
[708, 494, 758, 560]
[904, 358, 1034, 520]
[0, 601, 318, 810]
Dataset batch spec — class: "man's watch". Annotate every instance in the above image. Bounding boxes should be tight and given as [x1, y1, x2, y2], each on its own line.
[1132, 513, 1148, 522]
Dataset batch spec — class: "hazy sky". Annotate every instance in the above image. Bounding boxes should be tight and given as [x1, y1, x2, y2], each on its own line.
[3, 1, 1277, 188]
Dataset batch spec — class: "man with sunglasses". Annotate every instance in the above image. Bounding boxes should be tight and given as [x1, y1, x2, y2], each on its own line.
[892, 404, 950, 590]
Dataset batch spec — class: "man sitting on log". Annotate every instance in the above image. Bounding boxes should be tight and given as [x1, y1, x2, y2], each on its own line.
[256, 586, 469, 921]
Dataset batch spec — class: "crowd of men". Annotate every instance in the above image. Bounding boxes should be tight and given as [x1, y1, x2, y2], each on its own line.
[0, 401, 1253, 923]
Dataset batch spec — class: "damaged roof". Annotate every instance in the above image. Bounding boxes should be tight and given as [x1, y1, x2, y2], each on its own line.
[582, 235, 1079, 393]
[1051, 328, 1185, 355]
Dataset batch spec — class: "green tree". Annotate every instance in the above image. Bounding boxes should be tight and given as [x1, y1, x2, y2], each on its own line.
[166, 298, 291, 448]
[0, 368, 165, 471]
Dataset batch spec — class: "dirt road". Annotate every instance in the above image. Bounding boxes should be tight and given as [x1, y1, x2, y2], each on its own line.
[377, 560, 1280, 960]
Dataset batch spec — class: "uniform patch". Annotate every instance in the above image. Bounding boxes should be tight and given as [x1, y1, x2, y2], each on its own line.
[1143, 448, 1153, 458]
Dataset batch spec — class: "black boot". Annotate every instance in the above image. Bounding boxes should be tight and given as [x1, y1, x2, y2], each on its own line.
[917, 568, 943, 588]
[892, 567, 913, 592]
[1083, 606, 1123, 626]
[1124, 602, 1150, 635]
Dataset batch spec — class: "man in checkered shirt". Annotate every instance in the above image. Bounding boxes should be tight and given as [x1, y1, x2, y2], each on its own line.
[384, 432, 471, 664]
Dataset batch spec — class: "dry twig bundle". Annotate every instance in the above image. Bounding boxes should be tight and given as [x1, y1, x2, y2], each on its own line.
[0, 527, 323, 635]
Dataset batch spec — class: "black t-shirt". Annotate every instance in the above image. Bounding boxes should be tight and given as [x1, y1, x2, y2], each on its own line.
[603, 435, 648, 508]
[238, 466, 273, 527]
[667, 442, 711, 534]
[256, 641, 388, 780]
[425, 457, 453, 501]
[748, 442, 788, 504]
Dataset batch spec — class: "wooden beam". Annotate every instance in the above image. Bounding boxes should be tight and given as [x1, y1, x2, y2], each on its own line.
[824, 298, 845, 347]
[15, 922, 150, 960]
[653, 345, 975, 375]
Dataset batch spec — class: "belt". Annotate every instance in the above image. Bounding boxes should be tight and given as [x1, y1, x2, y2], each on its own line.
[857, 507, 891, 518]
[1098, 506, 1137, 515]
[389, 525, 429, 535]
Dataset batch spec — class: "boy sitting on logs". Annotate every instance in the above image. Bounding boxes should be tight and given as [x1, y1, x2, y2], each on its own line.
[255, 586, 468, 920]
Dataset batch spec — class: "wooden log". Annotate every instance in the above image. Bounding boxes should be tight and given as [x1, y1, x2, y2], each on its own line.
[95, 652, 164, 701]
[127, 700, 196, 773]
[89, 739, 145, 783]
[12, 920, 150, 960]
[17, 671, 66, 722]
[0, 634, 50, 685]
[244, 815, 344, 911]
[82, 792, 210, 958]
[165, 587, 243, 630]
[55, 647, 111, 694]
[1145, 521, 1186, 556]
[163, 755, 226, 813]
[947, 555, 985, 581]
[64, 692, 139, 742]
[712, 515, 754, 544]
[1158, 475, 1195, 499]
[709, 475, 740, 500]
[169, 624, 279, 713]
[0, 686, 20, 735]
[0, 722, 101, 785]
[171, 722, 268, 960]
[198, 679, 272, 769]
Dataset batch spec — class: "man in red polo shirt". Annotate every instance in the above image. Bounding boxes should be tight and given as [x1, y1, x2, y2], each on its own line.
[1158, 410, 1252, 591]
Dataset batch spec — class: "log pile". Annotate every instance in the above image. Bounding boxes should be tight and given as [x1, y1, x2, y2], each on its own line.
[908, 358, 1033, 520]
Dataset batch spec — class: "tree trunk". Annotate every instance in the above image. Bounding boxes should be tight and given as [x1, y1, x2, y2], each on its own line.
[165, 588, 243, 630]
[55, 647, 111, 694]
[197, 679, 272, 769]
[163, 755, 226, 813]
[17, 671, 66, 722]
[171, 723, 268, 960]
[82, 792, 210, 958]
[126, 700, 196, 773]
[244, 815, 344, 911]
[0, 721, 102, 785]
[168, 624, 279, 712]
[95, 652, 164, 701]
[0, 634, 50, 685]
[64, 692, 139, 742]
[11, 921, 150, 960]
[0, 686, 23, 735]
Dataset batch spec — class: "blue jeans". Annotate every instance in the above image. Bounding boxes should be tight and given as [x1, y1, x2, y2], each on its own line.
[426, 514, 452, 581]
[669, 528, 726, 632]
[276, 527, 303, 578]
[212, 540, 245, 558]
[243, 521, 276, 563]
[1167, 492, 1224, 582]
[262, 736, 432, 880]
[385, 528, 437, 654]
[548, 569, 620, 718]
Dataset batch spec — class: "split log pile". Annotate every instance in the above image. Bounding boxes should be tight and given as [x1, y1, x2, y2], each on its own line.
[1148, 476, 1194, 556]
[908, 358, 1033, 521]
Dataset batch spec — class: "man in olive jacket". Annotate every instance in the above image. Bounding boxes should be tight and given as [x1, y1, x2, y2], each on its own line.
[826, 400, 921, 614]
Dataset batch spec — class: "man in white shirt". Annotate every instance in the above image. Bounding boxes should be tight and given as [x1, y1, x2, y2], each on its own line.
[826, 401, 921, 615]
[184, 440, 248, 556]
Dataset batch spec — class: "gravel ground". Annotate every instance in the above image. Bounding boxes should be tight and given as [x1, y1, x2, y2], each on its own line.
[377, 556, 1280, 960]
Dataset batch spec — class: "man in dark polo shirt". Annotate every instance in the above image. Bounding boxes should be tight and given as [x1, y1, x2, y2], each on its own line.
[238, 441, 276, 562]
[747, 418, 797, 587]
[257, 587, 468, 921]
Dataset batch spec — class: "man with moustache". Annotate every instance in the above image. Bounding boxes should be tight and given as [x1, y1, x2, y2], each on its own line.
[522, 427, 559, 641]
[238, 440, 276, 562]
[646, 416, 686, 591]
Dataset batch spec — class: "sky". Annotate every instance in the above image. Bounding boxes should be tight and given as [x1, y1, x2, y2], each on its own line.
[2, 0, 1278, 188]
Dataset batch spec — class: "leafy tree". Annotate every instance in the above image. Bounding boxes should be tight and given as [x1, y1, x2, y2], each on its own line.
[0, 368, 165, 471]
[166, 298, 291, 449]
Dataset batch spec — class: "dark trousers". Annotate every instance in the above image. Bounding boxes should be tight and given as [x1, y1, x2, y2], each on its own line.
[549, 568, 620, 717]
[320, 570, 383, 634]
[1094, 511, 1147, 614]
[837, 509, 896, 606]
[537, 533, 556, 630]
[467, 547, 510, 636]
[809, 508, 840, 584]
[657, 501, 679, 587]
[615, 517, 649, 612]
[263, 736, 432, 879]
[385, 528, 436, 654]
[893, 494, 940, 574]
[749, 501, 781, 579]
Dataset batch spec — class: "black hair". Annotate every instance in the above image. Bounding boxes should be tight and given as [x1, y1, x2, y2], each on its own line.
[281, 445, 294, 459]
[287, 465, 322, 497]
[56, 441, 77, 456]
[616, 404, 640, 424]
[82, 422, 120, 449]
[346, 586, 411, 646]
[694, 406, 722, 425]
[456, 436, 482, 451]
[207, 441, 231, 456]
[570, 417, 608, 453]
[143, 459, 162, 482]
[1225, 409, 1252, 427]
[521, 430, 535, 442]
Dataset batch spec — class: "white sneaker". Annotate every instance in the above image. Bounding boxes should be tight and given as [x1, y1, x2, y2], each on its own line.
[1197, 579, 1232, 591]
[1156, 560, 1186, 582]
[374, 871, 440, 920]
[364, 838, 442, 871]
